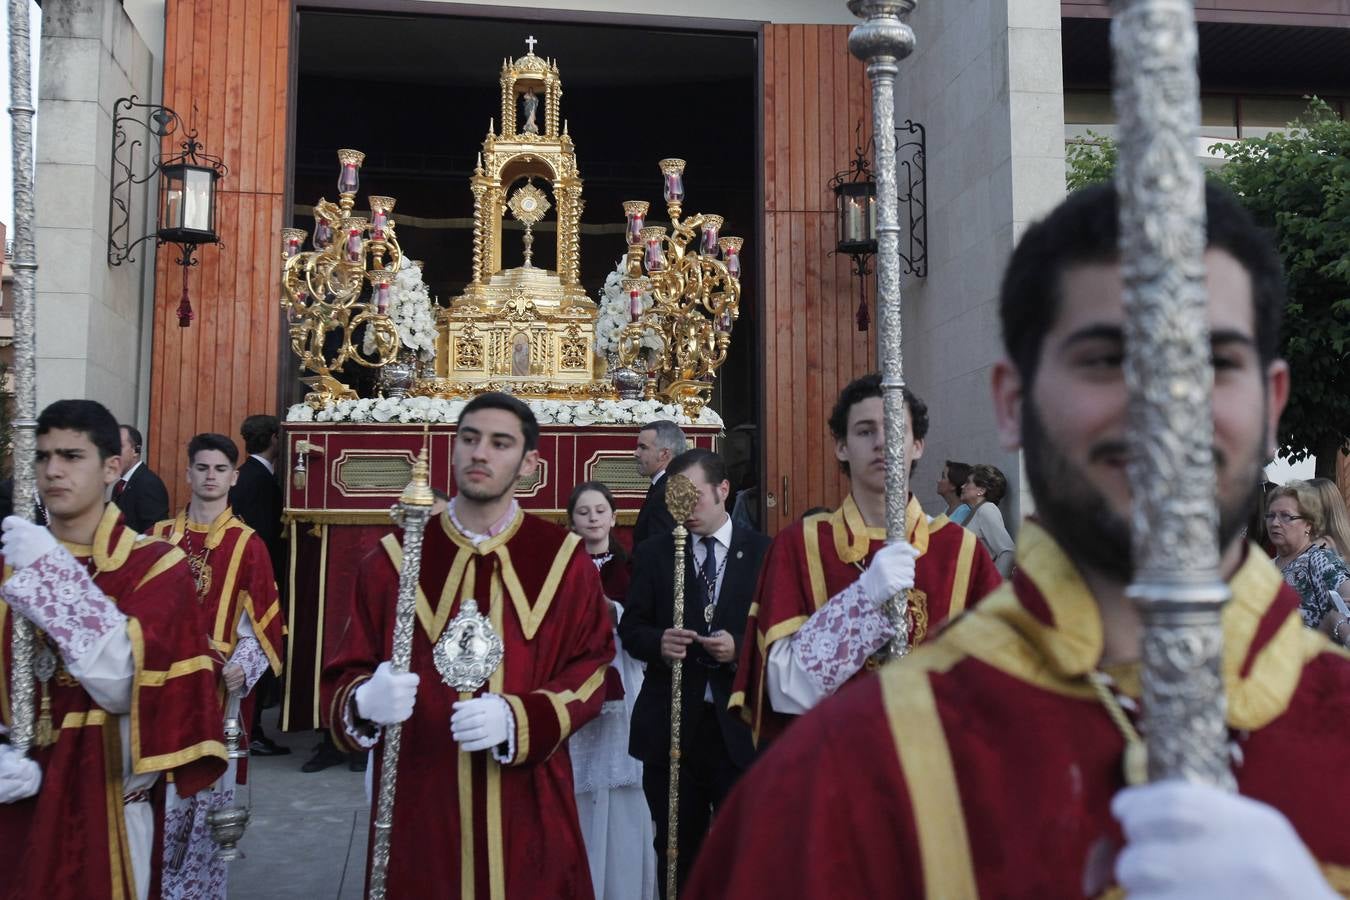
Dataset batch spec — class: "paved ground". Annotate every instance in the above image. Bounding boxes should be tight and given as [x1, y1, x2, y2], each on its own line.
[226, 709, 370, 899]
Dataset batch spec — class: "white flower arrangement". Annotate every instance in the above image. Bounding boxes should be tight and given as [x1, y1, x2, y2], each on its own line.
[593, 259, 663, 364]
[286, 396, 724, 428]
[362, 261, 439, 361]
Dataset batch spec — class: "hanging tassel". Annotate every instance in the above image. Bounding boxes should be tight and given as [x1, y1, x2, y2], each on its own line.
[856, 294, 870, 331]
[177, 264, 194, 327]
[35, 684, 54, 748]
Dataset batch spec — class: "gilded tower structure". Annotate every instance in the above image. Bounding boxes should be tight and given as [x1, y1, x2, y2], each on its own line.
[432, 42, 604, 398]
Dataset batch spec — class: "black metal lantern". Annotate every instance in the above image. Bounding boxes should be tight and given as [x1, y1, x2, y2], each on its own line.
[157, 161, 220, 244]
[108, 97, 227, 327]
[829, 123, 878, 331]
[835, 178, 877, 255]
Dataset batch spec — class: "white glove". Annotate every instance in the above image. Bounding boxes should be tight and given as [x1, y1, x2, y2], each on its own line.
[450, 695, 512, 753]
[1, 516, 59, 570]
[859, 541, 919, 606]
[353, 661, 420, 726]
[0, 744, 42, 803]
[1114, 780, 1337, 900]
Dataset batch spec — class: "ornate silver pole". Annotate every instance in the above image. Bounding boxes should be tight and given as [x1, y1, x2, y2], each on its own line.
[1111, 0, 1234, 788]
[367, 449, 435, 900]
[849, 0, 917, 659]
[7, 0, 40, 754]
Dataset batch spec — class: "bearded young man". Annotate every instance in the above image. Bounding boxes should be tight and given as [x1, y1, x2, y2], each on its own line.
[731, 376, 1002, 748]
[684, 183, 1350, 898]
[0, 400, 226, 900]
[149, 433, 284, 900]
[322, 392, 615, 899]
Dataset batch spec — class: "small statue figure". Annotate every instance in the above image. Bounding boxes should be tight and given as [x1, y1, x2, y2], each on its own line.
[521, 89, 540, 135]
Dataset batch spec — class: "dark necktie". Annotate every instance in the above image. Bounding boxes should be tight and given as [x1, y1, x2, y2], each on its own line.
[113, 479, 127, 500]
[700, 535, 719, 623]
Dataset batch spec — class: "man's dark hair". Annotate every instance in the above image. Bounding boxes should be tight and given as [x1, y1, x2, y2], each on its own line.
[945, 460, 973, 492]
[239, 414, 280, 455]
[969, 463, 1008, 505]
[827, 374, 929, 475]
[120, 423, 144, 455]
[37, 401, 122, 461]
[1000, 180, 1286, 385]
[667, 448, 730, 501]
[458, 392, 540, 452]
[188, 432, 239, 466]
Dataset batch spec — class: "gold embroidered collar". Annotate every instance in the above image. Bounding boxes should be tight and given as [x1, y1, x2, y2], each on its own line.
[831, 493, 931, 564]
[988, 520, 1312, 729]
[58, 503, 135, 572]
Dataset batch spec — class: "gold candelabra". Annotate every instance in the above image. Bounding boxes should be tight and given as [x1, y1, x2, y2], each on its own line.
[280, 148, 404, 406]
[618, 159, 742, 418]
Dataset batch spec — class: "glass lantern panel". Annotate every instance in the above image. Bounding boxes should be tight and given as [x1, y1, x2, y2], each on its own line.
[183, 168, 215, 233]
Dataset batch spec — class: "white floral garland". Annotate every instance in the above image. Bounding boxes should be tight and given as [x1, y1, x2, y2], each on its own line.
[286, 395, 723, 427]
[362, 261, 438, 360]
[593, 258, 662, 363]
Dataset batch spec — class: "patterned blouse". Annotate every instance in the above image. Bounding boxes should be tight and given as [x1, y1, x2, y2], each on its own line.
[1280, 544, 1350, 628]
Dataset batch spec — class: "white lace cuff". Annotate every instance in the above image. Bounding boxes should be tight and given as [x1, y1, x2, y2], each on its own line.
[1, 546, 127, 662]
[228, 635, 269, 694]
[487, 694, 517, 764]
[790, 580, 894, 698]
[341, 681, 381, 750]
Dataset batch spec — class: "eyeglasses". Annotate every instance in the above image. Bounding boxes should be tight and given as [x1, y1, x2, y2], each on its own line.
[1263, 512, 1305, 525]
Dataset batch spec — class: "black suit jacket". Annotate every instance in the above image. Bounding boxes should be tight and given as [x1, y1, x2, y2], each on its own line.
[229, 456, 285, 588]
[632, 472, 676, 547]
[620, 520, 771, 771]
[115, 463, 169, 533]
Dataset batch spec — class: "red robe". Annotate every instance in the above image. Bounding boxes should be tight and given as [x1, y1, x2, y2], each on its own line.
[150, 508, 285, 741]
[323, 509, 615, 899]
[732, 493, 1003, 746]
[687, 521, 1350, 898]
[0, 505, 228, 900]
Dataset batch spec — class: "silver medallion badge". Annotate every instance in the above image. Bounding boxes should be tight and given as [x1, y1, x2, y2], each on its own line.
[433, 598, 504, 692]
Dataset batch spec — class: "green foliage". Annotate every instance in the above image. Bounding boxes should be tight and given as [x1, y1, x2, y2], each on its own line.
[1212, 99, 1350, 473]
[1063, 102, 1350, 474]
[1065, 131, 1118, 192]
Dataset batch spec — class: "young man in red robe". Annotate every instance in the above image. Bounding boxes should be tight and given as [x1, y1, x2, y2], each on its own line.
[323, 392, 615, 899]
[0, 400, 226, 900]
[731, 377, 1002, 747]
[686, 183, 1350, 898]
[150, 432, 285, 899]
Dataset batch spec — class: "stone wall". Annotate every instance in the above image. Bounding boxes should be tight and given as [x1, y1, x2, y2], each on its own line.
[35, 0, 155, 423]
[891, 0, 1065, 526]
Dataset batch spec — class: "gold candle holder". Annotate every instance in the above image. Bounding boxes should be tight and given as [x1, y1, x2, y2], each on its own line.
[336, 148, 366, 214]
[718, 236, 743, 279]
[659, 158, 686, 219]
[639, 225, 667, 274]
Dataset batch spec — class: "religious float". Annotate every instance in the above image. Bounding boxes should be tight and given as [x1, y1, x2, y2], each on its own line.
[277, 43, 743, 730]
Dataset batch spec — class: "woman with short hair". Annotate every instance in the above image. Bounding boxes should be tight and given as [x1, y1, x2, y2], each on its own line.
[961, 464, 1015, 578]
[1267, 481, 1350, 645]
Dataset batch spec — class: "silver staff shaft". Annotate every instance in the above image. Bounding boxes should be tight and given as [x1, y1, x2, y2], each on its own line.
[7, 0, 40, 754]
[849, 0, 918, 660]
[665, 523, 689, 900]
[367, 450, 436, 900]
[1111, 0, 1234, 788]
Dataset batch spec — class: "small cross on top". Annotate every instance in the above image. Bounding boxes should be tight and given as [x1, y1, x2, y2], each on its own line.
[525, 35, 537, 54]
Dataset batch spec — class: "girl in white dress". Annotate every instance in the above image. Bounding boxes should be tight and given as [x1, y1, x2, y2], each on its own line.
[568, 481, 658, 900]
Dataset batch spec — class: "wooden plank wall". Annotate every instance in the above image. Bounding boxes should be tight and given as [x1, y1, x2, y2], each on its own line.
[761, 24, 876, 534]
[148, 0, 290, 509]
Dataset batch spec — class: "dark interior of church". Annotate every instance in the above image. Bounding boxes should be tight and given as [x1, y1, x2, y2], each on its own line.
[290, 10, 761, 482]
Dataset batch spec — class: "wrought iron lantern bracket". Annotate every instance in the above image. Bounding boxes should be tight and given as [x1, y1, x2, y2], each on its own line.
[108, 96, 228, 267]
[896, 119, 928, 278]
